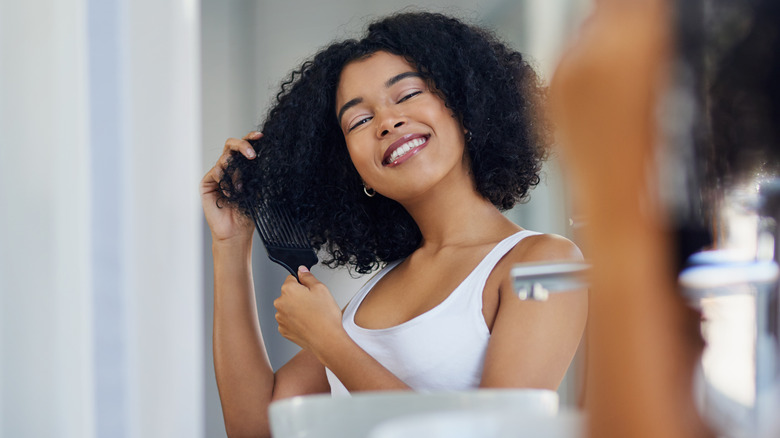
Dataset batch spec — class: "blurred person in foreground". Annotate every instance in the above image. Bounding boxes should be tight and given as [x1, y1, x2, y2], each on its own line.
[550, 0, 713, 437]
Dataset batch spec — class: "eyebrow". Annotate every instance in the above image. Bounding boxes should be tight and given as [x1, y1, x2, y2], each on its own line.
[337, 71, 423, 125]
[337, 97, 363, 125]
[384, 71, 422, 88]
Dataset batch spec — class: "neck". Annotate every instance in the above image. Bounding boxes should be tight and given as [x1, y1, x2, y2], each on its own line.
[398, 174, 520, 251]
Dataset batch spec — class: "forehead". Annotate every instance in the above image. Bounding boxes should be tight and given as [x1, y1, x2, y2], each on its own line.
[336, 51, 418, 105]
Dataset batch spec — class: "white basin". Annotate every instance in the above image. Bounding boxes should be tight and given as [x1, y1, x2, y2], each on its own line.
[370, 409, 584, 438]
[269, 389, 559, 438]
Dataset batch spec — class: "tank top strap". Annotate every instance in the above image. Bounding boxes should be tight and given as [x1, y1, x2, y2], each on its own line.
[342, 259, 402, 323]
[461, 229, 542, 309]
[477, 230, 541, 272]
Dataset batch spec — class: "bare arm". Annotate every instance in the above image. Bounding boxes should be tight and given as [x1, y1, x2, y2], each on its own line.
[480, 234, 588, 390]
[211, 238, 276, 436]
[203, 133, 329, 437]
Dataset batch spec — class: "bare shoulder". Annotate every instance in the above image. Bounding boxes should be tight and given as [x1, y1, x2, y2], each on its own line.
[508, 232, 584, 264]
[488, 232, 583, 291]
[483, 231, 585, 330]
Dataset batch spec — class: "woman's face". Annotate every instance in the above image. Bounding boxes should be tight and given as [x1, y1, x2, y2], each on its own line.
[335, 51, 470, 204]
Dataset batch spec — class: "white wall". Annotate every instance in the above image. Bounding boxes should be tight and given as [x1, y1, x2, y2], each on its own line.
[0, 1, 93, 436]
[200, 3, 260, 436]
[120, 2, 203, 436]
[1, 0, 204, 436]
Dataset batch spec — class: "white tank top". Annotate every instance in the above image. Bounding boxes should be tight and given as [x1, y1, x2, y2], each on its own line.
[325, 230, 540, 396]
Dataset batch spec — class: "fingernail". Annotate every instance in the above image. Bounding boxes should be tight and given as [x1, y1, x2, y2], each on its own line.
[298, 265, 309, 273]
[246, 148, 255, 158]
[251, 131, 262, 139]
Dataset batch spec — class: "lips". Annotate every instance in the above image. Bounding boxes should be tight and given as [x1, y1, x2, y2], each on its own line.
[382, 134, 430, 166]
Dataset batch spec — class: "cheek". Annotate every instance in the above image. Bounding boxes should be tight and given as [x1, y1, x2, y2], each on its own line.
[423, 100, 463, 136]
[345, 141, 373, 177]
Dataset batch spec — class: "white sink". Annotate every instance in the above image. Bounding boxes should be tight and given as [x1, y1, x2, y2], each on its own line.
[269, 388, 561, 438]
[371, 409, 584, 438]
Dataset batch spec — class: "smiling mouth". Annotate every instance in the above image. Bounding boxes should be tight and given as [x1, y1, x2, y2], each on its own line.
[383, 135, 430, 166]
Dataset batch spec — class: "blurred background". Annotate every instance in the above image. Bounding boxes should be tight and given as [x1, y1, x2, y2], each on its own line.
[0, 1, 588, 436]
[3, 0, 778, 437]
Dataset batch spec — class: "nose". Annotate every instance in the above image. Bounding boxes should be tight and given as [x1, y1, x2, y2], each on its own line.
[376, 109, 406, 138]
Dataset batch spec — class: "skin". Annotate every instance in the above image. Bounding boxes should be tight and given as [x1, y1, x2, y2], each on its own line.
[550, 0, 712, 437]
[202, 51, 588, 437]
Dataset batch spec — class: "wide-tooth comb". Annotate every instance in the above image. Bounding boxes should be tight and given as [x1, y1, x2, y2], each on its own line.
[246, 198, 318, 281]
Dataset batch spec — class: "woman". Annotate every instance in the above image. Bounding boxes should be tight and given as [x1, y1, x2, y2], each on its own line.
[201, 12, 587, 437]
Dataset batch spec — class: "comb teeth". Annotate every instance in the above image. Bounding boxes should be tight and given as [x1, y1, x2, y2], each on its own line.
[249, 199, 310, 249]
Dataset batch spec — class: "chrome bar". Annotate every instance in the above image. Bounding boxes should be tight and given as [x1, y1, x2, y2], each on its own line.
[511, 262, 590, 301]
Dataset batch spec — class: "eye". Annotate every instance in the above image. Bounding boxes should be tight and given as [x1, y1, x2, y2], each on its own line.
[398, 91, 422, 103]
[348, 116, 372, 132]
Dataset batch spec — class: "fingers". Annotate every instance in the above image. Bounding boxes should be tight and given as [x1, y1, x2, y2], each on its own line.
[296, 266, 322, 289]
[205, 131, 262, 195]
[222, 131, 262, 161]
[279, 267, 324, 299]
[281, 273, 300, 291]
[222, 138, 256, 160]
[218, 131, 262, 167]
[242, 131, 263, 141]
[200, 165, 223, 193]
[279, 274, 305, 306]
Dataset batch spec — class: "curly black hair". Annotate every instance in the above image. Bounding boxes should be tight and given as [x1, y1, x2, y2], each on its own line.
[219, 12, 550, 274]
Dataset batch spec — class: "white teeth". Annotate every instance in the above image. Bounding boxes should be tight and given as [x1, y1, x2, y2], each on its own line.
[389, 137, 426, 163]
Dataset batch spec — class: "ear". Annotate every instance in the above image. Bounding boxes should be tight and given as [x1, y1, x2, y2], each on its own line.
[362, 182, 377, 198]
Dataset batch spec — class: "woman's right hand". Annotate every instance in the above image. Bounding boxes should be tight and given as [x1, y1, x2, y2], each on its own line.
[200, 131, 262, 244]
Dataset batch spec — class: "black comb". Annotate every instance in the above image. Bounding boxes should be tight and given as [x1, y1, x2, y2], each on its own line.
[246, 198, 318, 281]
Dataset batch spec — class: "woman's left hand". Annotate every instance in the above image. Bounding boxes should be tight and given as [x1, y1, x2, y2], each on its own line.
[274, 267, 344, 353]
